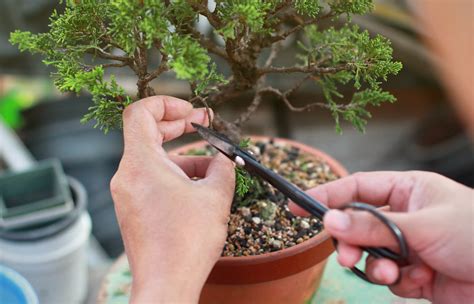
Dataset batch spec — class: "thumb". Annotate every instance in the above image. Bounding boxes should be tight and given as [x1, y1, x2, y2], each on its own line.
[201, 154, 236, 199]
[323, 208, 422, 250]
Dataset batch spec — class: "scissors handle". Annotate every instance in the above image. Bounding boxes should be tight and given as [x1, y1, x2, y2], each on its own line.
[234, 149, 409, 285]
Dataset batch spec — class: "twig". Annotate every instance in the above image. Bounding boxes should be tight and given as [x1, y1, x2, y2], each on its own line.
[264, 42, 281, 68]
[234, 89, 263, 126]
[102, 62, 128, 68]
[190, 2, 222, 29]
[189, 94, 214, 128]
[233, 76, 266, 126]
[261, 86, 330, 112]
[270, 0, 292, 18]
[186, 25, 228, 59]
[285, 74, 314, 97]
[88, 47, 130, 62]
[258, 63, 350, 75]
[269, 12, 336, 44]
[145, 45, 169, 81]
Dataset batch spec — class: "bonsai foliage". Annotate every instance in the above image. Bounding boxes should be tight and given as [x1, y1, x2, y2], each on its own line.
[10, 0, 401, 138]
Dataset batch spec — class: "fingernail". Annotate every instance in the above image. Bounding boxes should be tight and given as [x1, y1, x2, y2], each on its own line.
[326, 210, 351, 231]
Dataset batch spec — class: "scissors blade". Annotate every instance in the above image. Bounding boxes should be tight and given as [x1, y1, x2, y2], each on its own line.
[191, 123, 236, 157]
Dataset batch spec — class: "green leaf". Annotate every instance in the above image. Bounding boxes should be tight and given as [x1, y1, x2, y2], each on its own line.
[293, 0, 321, 17]
[164, 35, 211, 81]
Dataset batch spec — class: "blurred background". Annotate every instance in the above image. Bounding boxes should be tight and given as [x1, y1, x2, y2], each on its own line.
[0, 0, 472, 303]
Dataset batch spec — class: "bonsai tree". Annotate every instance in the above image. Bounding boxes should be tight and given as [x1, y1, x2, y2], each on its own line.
[10, 0, 401, 139]
[10, 0, 402, 256]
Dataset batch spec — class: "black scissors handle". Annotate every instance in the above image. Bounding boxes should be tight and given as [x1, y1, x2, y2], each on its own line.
[234, 148, 409, 285]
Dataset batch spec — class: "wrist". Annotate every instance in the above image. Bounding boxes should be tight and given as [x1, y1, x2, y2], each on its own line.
[131, 275, 203, 304]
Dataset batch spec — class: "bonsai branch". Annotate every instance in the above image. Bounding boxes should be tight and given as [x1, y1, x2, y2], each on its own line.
[189, 95, 213, 128]
[88, 47, 130, 63]
[270, 12, 336, 44]
[258, 64, 350, 75]
[145, 46, 169, 82]
[233, 81, 265, 127]
[190, 2, 222, 30]
[262, 85, 332, 112]
[102, 62, 129, 68]
[186, 25, 228, 59]
[264, 41, 281, 68]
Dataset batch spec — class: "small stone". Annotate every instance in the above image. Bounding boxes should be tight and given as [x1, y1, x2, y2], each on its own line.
[235, 156, 245, 167]
[229, 224, 237, 234]
[252, 217, 261, 225]
[300, 220, 310, 230]
[250, 146, 261, 156]
[296, 238, 304, 244]
[270, 239, 282, 250]
[240, 207, 252, 219]
[263, 220, 275, 226]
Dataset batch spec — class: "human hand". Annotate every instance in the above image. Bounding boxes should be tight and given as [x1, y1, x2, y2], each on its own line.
[110, 96, 235, 303]
[290, 171, 474, 303]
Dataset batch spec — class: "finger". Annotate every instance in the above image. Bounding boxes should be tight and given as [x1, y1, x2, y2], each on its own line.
[365, 256, 400, 285]
[305, 171, 418, 210]
[335, 241, 363, 268]
[122, 96, 193, 151]
[168, 155, 213, 178]
[200, 154, 236, 199]
[388, 263, 434, 299]
[324, 209, 411, 248]
[288, 201, 311, 217]
[156, 108, 212, 142]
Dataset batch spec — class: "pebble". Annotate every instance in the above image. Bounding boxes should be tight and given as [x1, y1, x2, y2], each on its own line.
[240, 207, 251, 218]
[229, 224, 237, 234]
[270, 239, 283, 250]
[263, 220, 275, 226]
[235, 156, 245, 167]
[300, 220, 310, 230]
[252, 217, 261, 225]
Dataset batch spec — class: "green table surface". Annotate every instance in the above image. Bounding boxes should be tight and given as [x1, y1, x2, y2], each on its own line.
[101, 253, 430, 304]
[312, 253, 429, 304]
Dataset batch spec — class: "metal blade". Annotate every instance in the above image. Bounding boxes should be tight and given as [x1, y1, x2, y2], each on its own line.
[191, 123, 235, 157]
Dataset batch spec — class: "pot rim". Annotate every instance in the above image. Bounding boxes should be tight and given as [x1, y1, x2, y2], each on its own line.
[169, 136, 348, 267]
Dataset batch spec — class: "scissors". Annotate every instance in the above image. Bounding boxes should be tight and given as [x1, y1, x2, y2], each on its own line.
[192, 123, 409, 286]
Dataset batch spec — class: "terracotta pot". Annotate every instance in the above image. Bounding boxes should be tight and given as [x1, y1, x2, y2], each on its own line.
[170, 137, 348, 304]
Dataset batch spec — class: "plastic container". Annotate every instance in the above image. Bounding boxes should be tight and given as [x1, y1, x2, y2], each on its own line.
[0, 159, 74, 229]
[22, 96, 124, 257]
[0, 212, 91, 303]
[0, 265, 38, 304]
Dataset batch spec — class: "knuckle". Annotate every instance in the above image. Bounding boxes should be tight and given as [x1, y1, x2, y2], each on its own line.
[408, 170, 441, 182]
[122, 102, 140, 121]
[109, 174, 122, 199]
[352, 171, 368, 180]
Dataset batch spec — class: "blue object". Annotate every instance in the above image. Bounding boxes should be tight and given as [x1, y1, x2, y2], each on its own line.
[0, 265, 38, 304]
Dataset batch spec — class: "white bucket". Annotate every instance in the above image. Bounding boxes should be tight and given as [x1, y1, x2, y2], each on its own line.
[0, 212, 92, 304]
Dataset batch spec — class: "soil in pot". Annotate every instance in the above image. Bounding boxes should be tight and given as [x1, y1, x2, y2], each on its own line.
[184, 138, 339, 257]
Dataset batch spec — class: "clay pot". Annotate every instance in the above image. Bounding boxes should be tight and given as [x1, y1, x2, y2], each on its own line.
[170, 137, 348, 304]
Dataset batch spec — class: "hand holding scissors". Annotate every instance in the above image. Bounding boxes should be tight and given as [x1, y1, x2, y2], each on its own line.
[193, 123, 409, 286]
